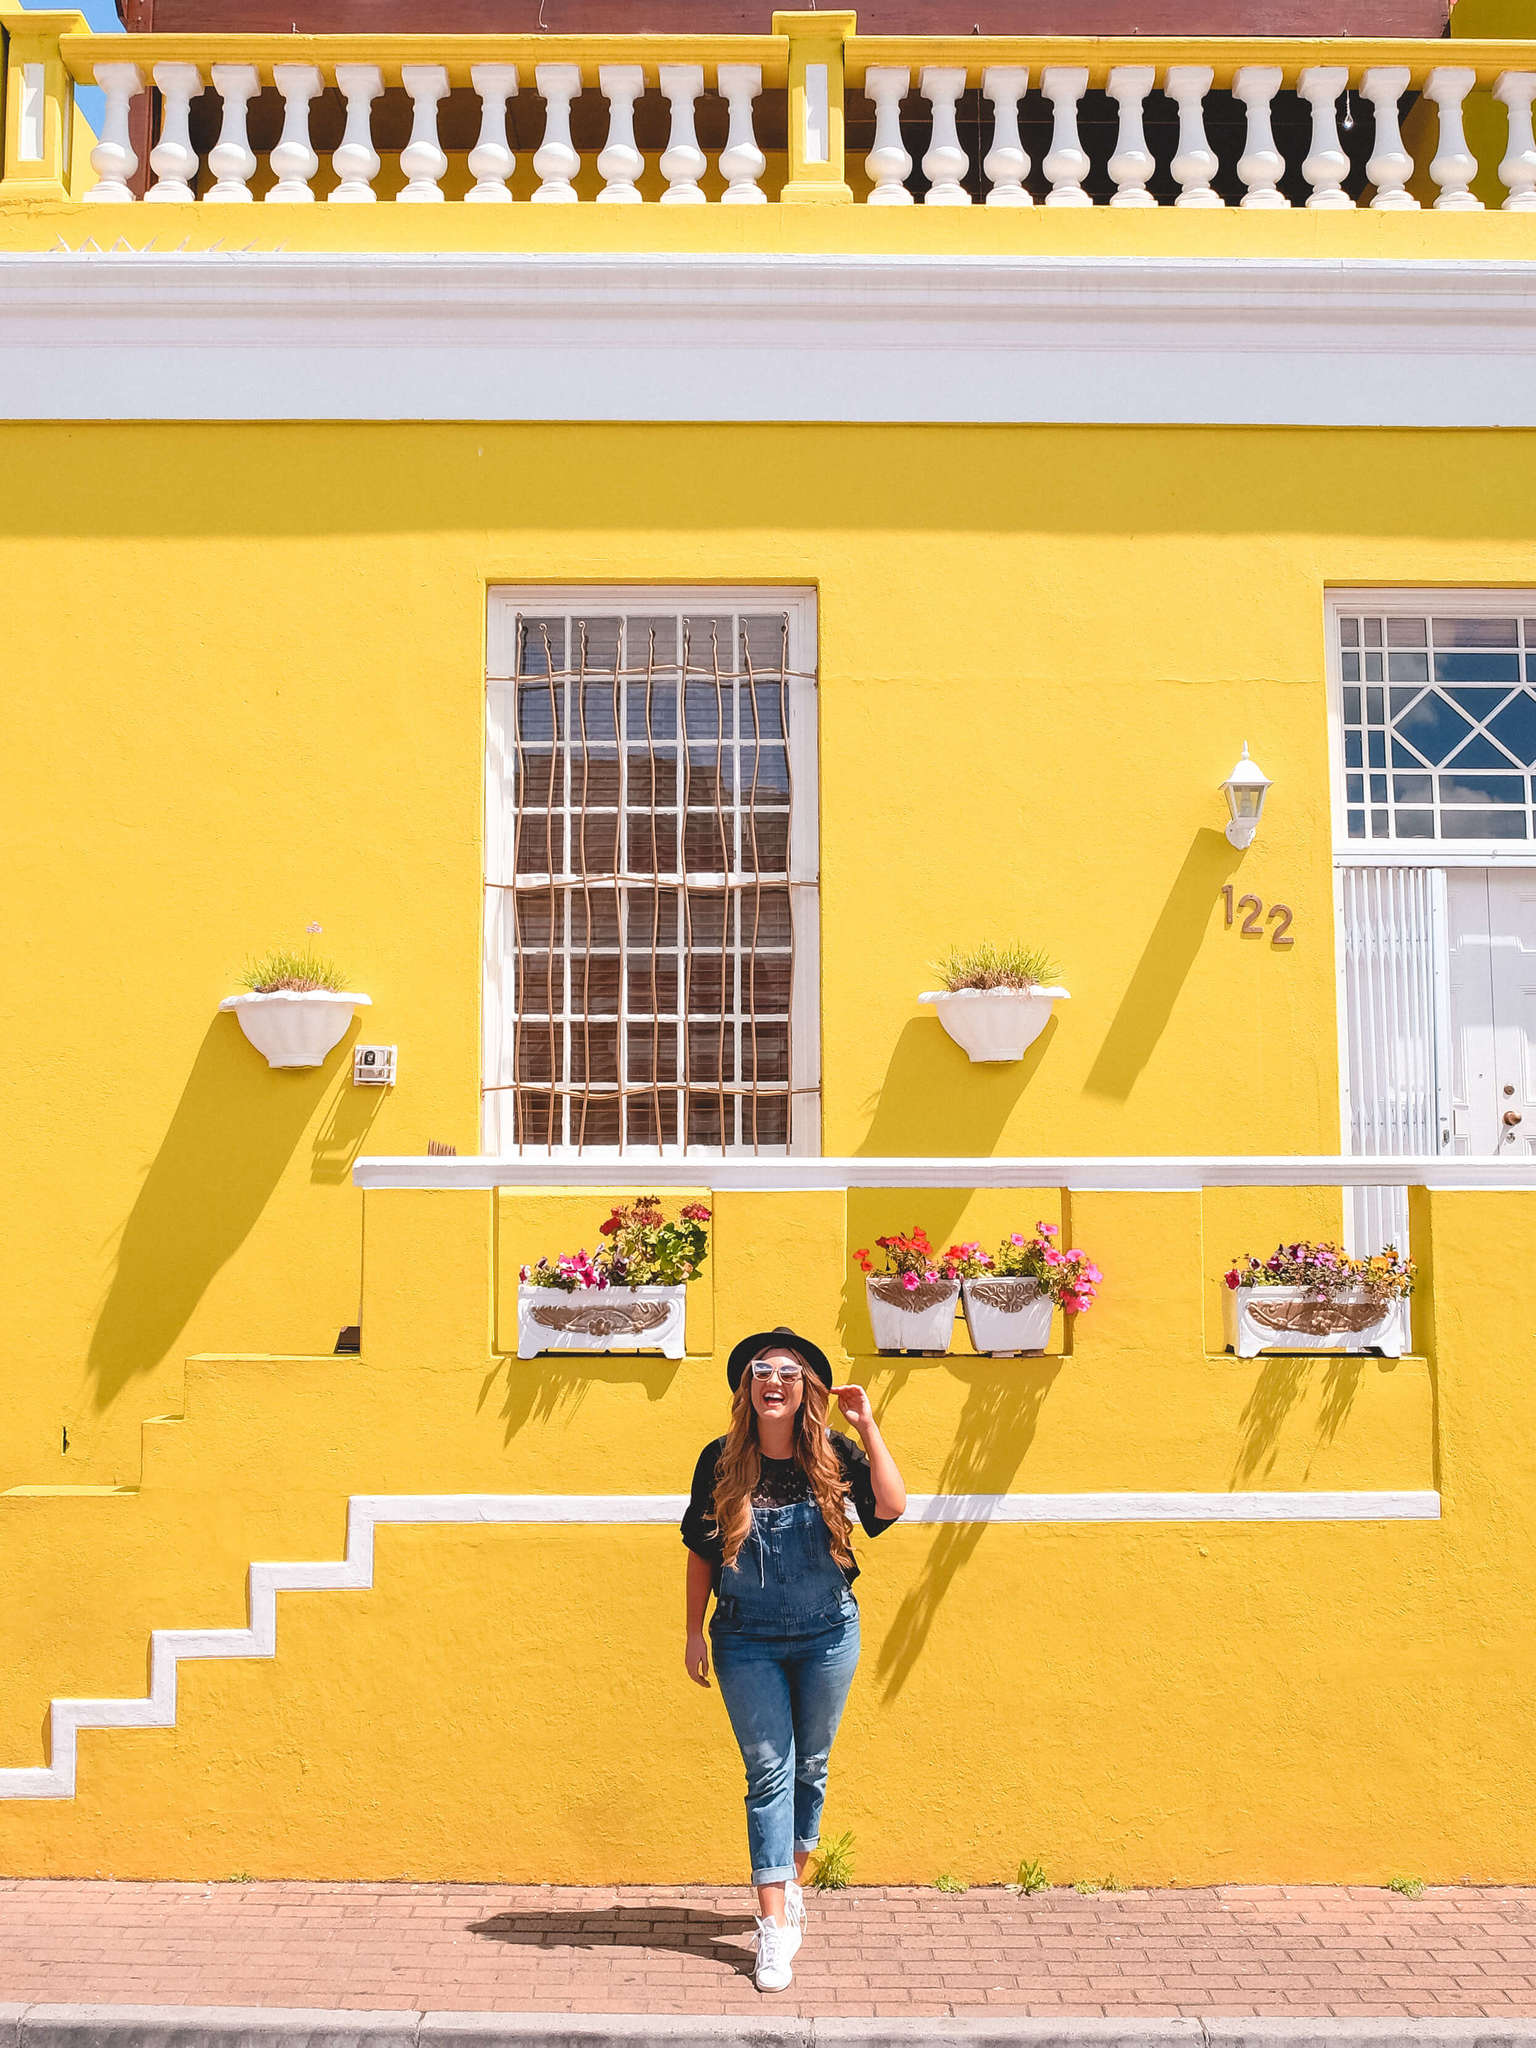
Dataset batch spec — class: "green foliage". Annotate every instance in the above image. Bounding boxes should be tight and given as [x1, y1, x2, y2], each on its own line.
[1388, 1875, 1426, 1899]
[1013, 1857, 1050, 1895]
[1100, 1876, 1128, 1893]
[521, 1195, 712, 1292]
[226, 1871, 254, 1883]
[239, 947, 347, 994]
[808, 1829, 855, 1891]
[934, 1873, 968, 1893]
[934, 939, 1063, 992]
[1072, 1878, 1102, 1896]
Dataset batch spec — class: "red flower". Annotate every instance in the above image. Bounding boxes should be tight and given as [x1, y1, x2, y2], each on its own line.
[599, 1215, 621, 1236]
[680, 1202, 712, 1223]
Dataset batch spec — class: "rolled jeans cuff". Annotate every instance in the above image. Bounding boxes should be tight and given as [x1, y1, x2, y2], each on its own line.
[750, 1862, 798, 1885]
[794, 1836, 819, 1855]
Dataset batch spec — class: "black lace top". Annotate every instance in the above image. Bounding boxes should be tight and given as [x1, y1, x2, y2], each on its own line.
[680, 1433, 896, 1590]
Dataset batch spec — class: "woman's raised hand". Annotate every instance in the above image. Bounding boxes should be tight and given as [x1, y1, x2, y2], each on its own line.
[832, 1384, 874, 1433]
[684, 1629, 711, 1688]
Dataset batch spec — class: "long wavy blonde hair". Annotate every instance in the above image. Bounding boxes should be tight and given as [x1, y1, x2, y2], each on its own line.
[712, 1369, 855, 1573]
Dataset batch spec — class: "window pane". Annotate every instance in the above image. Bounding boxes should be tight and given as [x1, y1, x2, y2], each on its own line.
[1488, 694, 1536, 766]
[1395, 810, 1435, 838]
[517, 618, 566, 676]
[1441, 808, 1529, 839]
[1392, 773, 1432, 802]
[1386, 617, 1427, 645]
[1434, 651, 1522, 684]
[1342, 685, 1361, 721]
[1387, 652, 1429, 683]
[1339, 616, 1360, 646]
[1433, 616, 1518, 646]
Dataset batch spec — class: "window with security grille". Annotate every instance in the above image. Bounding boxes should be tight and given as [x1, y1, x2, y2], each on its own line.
[1337, 608, 1536, 844]
[483, 590, 820, 1157]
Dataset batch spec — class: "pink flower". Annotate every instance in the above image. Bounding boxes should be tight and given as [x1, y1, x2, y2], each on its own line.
[1084, 1264, 1103, 1284]
[901, 1271, 919, 1291]
[1061, 1291, 1089, 1313]
[1224, 1269, 1241, 1290]
[306, 920, 323, 935]
[1010, 1233, 1026, 1246]
[1037, 1222, 1059, 1237]
[1043, 1248, 1064, 1267]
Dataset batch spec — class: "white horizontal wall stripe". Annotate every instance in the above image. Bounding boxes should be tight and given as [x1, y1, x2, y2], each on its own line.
[0, 1488, 1438, 1803]
[6, 252, 1536, 426]
[356, 1153, 1536, 1192]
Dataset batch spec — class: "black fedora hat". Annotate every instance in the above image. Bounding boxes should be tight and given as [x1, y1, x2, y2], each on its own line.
[726, 1325, 834, 1393]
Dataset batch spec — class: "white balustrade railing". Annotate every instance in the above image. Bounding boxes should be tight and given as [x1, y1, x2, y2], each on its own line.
[17, 30, 1536, 210]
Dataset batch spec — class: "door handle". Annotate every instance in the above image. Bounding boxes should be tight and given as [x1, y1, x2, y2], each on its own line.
[1504, 1110, 1524, 1127]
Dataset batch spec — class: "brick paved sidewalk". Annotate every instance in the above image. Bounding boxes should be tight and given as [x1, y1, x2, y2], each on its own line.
[1, 1882, 1534, 2021]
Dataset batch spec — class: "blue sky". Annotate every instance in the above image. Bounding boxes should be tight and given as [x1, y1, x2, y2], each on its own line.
[20, 0, 120, 128]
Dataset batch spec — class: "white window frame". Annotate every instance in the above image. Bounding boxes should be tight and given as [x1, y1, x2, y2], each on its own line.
[1326, 587, 1536, 869]
[483, 584, 821, 1161]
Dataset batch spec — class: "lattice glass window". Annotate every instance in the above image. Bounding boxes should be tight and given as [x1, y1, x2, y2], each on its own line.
[1337, 608, 1536, 843]
[483, 589, 820, 1157]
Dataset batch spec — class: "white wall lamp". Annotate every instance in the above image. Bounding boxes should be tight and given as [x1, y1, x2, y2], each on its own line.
[1221, 743, 1272, 850]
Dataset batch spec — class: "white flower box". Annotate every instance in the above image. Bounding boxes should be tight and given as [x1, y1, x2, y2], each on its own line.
[517, 1283, 687, 1361]
[219, 988, 371, 1069]
[1222, 1284, 1410, 1360]
[961, 1276, 1056, 1356]
[919, 985, 1070, 1063]
[865, 1275, 960, 1355]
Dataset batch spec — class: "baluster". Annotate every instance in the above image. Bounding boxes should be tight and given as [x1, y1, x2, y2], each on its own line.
[717, 64, 765, 203]
[596, 65, 644, 203]
[1234, 65, 1288, 208]
[1299, 65, 1352, 207]
[659, 64, 707, 202]
[1040, 66, 1091, 207]
[919, 66, 971, 205]
[1361, 67, 1417, 209]
[86, 63, 143, 202]
[399, 65, 448, 201]
[206, 64, 258, 203]
[863, 66, 912, 205]
[532, 64, 582, 202]
[1165, 64, 1220, 207]
[1426, 67, 1482, 209]
[145, 62, 200, 203]
[467, 63, 517, 202]
[330, 64, 383, 203]
[1107, 64, 1155, 206]
[1494, 71, 1536, 210]
[982, 66, 1030, 205]
[268, 64, 321, 201]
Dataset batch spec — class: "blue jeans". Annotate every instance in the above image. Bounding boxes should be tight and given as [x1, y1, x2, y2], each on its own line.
[710, 1499, 861, 1885]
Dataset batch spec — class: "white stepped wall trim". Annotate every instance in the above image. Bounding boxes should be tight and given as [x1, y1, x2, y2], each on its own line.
[5, 252, 1536, 426]
[355, 1153, 1536, 1192]
[0, 1488, 1440, 1802]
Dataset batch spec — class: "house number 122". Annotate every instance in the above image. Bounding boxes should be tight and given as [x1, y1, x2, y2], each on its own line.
[1221, 886, 1295, 947]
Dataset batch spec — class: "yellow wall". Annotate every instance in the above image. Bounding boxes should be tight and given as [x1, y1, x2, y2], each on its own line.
[0, 1182, 1531, 1885]
[5, 418, 1536, 1483]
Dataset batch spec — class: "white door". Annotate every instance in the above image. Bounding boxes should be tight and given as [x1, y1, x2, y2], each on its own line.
[1445, 869, 1536, 1156]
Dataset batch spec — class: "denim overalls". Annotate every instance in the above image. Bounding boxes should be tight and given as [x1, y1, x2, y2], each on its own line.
[710, 1498, 862, 1886]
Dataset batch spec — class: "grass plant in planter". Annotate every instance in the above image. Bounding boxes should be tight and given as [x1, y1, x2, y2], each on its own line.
[219, 945, 371, 1070]
[952, 1225, 1103, 1356]
[855, 1227, 962, 1355]
[517, 1196, 712, 1361]
[1222, 1241, 1414, 1358]
[920, 940, 1070, 1064]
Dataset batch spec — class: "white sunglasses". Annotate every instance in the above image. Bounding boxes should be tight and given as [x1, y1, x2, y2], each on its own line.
[750, 1357, 803, 1380]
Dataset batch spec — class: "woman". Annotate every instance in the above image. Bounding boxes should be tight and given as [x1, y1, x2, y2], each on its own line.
[681, 1324, 906, 1994]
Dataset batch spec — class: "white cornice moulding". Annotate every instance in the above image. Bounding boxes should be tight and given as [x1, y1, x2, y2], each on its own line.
[355, 1153, 1536, 1191]
[5, 251, 1536, 425]
[0, 1488, 1439, 1800]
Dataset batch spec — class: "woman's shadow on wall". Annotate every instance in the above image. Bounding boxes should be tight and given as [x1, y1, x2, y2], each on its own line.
[85, 1016, 344, 1410]
[875, 1359, 1060, 1700]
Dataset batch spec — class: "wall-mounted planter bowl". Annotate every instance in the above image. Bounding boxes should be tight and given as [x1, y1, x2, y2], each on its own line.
[865, 1275, 959, 1356]
[219, 989, 371, 1069]
[919, 985, 1070, 1063]
[1222, 1284, 1410, 1359]
[517, 1283, 687, 1361]
[961, 1276, 1055, 1356]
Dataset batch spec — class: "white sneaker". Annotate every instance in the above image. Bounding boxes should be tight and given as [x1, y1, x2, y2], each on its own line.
[786, 1878, 807, 1930]
[754, 1915, 801, 1993]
